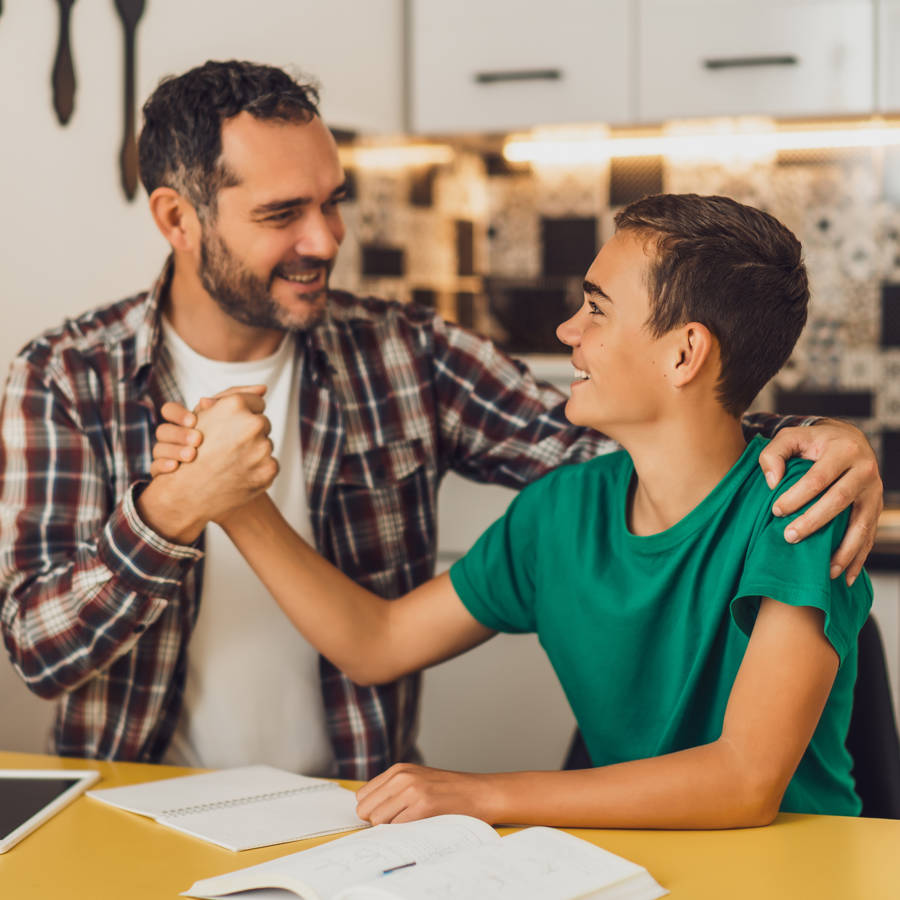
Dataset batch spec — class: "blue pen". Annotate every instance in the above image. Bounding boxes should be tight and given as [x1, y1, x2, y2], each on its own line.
[381, 861, 417, 875]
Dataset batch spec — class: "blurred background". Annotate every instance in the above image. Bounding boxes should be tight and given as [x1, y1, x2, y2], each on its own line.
[1, 0, 898, 769]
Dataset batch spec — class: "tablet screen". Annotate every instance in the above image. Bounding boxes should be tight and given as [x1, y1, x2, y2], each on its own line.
[0, 769, 100, 852]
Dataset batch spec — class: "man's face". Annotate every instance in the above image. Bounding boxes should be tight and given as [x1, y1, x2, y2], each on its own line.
[556, 230, 671, 433]
[197, 112, 348, 332]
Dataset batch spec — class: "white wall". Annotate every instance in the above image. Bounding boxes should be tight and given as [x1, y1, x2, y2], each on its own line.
[0, 0, 403, 379]
[0, 0, 403, 753]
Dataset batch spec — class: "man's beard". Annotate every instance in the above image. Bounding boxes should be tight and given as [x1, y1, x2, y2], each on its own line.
[197, 226, 329, 332]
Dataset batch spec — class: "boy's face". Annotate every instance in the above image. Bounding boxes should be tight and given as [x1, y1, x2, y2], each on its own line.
[556, 229, 671, 432]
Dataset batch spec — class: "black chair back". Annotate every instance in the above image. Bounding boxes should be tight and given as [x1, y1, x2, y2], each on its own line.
[845, 616, 900, 819]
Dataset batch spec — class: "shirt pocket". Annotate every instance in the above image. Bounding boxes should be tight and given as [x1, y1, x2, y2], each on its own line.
[336, 438, 428, 488]
[331, 438, 435, 592]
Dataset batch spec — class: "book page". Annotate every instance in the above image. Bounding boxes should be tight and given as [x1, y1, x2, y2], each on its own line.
[337, 826, 667, 900]
[184, 815, 499, 900]
[89, 766, 329, 817]
[163, 784, 365, 851]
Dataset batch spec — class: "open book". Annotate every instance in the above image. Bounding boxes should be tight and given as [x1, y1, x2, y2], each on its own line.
[87, 765, 366, 851]
[184, 814, 667, 900]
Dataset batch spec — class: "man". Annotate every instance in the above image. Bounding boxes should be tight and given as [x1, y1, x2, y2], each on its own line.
[0, 61, 881, 781]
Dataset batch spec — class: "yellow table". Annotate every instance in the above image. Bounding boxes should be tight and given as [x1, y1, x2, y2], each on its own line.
[2, 751, 899, 899]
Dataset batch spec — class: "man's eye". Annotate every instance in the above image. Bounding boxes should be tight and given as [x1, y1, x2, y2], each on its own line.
[265, 210, 296, 224]
[325, 194, 349, 210]
[588, 300, 605, 316]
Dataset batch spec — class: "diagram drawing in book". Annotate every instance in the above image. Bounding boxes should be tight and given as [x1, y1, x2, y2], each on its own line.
[87, 765, 366, 851]
[183, 813, 669, 900]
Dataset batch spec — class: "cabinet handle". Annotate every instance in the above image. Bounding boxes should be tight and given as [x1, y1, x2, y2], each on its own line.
[474, 68, 563, 84]
[703, 55, 799, 70]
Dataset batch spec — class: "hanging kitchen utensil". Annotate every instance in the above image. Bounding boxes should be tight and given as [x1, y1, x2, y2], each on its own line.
[52, 0, 76, 125]
[113, 0, 145, 201]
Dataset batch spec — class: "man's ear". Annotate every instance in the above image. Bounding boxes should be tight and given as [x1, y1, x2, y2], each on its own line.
[148, 187, 202, 253]
[670, 322, 715, 388]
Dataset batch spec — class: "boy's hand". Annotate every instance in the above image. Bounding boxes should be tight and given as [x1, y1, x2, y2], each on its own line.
[355, 763, 497, 825]
[150, 385, 267, 476]
[758, 418, 883, 586]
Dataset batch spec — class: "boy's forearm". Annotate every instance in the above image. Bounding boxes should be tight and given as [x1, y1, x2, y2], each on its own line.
[483, 740, 780, 829]
[222, 495, 396, 684]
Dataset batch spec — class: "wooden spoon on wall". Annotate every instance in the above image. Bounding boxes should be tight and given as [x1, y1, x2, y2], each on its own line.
[52, 0, 77, 125]
[113, 0, 145, 200]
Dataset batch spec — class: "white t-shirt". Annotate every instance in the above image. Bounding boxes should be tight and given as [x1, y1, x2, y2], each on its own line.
[161, 318, 333, 775]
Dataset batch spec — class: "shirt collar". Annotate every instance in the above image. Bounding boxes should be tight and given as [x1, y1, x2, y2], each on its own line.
[129, 255, 174, 385]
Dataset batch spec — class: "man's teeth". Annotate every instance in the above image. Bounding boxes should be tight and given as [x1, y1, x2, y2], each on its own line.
[573, 368, 590, 380]
[280, 269, 320, 284]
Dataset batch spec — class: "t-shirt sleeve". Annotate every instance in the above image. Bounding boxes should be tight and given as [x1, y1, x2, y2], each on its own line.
[449, 474, 551, 634]
[732, 462, 872, 665]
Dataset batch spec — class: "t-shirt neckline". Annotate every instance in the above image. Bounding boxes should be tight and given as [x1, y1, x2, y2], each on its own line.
[618, 434, 768, 554]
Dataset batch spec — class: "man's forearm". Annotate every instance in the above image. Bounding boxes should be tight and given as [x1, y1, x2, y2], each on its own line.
[1, 484, 199, 698]
[741, 411, 818, 440]
[135, 477, 209, 544]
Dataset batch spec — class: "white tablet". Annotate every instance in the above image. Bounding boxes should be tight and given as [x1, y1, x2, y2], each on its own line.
[0, 768, 100, 853]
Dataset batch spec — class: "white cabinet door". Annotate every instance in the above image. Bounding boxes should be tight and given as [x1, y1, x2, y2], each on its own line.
[638, 0, 874, 121]
[879, 1, 900, 112]
[138, 0, 404, 133]
[410, 0, 633, 133]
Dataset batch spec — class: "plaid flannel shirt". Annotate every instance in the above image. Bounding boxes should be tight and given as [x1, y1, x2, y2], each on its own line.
[0, 261, 804, 779]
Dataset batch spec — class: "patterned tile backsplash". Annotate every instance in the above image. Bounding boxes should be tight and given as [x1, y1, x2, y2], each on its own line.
[330, 142, 900, 496]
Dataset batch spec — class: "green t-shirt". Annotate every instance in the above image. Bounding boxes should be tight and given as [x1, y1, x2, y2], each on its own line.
[450, 435, 872, 816]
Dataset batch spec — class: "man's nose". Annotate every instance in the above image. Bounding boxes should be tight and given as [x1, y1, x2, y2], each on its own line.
[295, 211, 341, 259]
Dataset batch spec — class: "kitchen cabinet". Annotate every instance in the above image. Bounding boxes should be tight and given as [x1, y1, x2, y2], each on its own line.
[879, 0, 900, 112]
[137, 0, 404, 133]
[870, 573, 900, 724]
[638, 0, 874, 121]
[409, 0, 633, 133]
[410, 0, 877, 133]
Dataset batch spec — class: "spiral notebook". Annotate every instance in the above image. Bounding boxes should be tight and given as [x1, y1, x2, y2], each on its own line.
[87, 765, 367, 851]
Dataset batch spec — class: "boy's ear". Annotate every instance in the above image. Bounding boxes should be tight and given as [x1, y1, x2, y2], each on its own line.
[670, 322, 715, 388]
[148, 187, 202, 253]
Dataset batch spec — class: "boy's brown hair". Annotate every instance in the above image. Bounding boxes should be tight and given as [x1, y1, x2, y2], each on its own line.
[615, 194, 809, 417]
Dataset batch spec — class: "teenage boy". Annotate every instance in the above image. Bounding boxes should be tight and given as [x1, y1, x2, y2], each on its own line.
[152, 194, 871, 828]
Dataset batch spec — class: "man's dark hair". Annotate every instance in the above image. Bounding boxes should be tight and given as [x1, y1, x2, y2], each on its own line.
[614, 193, 809, 417]
[138, 60, 320, 221]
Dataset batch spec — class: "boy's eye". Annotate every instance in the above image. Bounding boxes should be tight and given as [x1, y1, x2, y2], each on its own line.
[588, 300, 605, 316]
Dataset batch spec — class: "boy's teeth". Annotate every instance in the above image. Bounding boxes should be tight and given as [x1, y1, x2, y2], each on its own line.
[573, 368, 590, 380]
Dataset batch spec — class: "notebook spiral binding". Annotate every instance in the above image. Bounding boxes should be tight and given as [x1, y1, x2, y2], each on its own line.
[161, 781, 336, 818]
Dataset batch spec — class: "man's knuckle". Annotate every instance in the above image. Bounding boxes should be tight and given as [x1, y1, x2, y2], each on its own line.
[862, 458, 880, 479]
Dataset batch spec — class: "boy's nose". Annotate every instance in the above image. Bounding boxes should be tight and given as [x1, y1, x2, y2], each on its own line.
[556, 312, 582, 348]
